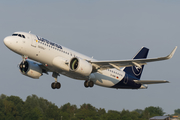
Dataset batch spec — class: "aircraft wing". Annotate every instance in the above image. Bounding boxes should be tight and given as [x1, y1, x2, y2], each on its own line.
[91, 46, 177, 70]
[133, 80, 169, 84]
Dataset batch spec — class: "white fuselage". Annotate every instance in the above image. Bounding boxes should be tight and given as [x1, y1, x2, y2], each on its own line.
[4, 32, 125, 88]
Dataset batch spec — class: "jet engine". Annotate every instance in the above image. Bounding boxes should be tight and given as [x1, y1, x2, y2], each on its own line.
[69, 57, 93, 76]
[19, 60, 42, 79]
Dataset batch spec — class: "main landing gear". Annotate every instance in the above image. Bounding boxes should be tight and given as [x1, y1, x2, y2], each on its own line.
[51, 72, 95, 89]
[51, 72, 61, 89]
[51, 82, 61, 89]
[84, 80, 94, 88]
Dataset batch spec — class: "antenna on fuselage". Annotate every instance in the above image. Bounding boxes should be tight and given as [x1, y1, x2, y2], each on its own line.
[29, 31, 31, 33]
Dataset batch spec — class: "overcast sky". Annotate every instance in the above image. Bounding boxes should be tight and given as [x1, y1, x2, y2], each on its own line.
[0, 0, 180, 115]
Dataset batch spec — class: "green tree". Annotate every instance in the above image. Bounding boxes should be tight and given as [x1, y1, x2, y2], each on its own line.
[45, 103, 60, 120]
[0, 99, 4, 114]
[5, 113, 14, 120]
[174, 109, 180, 115]
[133, 109, 143, 114]
[6, 95, 24, 118]
[76, 103, 99, 120]
[60, 103, 77, 120]
[23, 107, 44, 120]
[130, 111, 141, 120]
[3, 100, 17, 119]
[0, 111, 5, 120]
[24, 94, 40, 110]
[0, 94, 173, 120]
[22, 94, 56, 120]
[61, 103, 77, 114]
[104, 110, 121, 120]
[119, 109, 133, 120]
[0, 94, 7, 99]
[142, 106, 165, 119]
[97, 108, 106, 119]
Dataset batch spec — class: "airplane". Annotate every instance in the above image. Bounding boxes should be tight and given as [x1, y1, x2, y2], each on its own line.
[3, 31, 177, 89]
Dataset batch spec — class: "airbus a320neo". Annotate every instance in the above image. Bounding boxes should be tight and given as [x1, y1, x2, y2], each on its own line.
[4, 32, 177, 89]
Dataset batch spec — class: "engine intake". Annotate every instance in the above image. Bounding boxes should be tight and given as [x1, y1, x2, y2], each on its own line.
[19, 60, 42, 79]
[69, 57, 92, 76]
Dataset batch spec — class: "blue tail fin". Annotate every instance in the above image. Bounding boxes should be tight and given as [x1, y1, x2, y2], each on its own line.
[123, 47, 149, 79]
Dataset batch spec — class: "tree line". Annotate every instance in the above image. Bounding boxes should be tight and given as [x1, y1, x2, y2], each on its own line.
[0, 94, 178, 120]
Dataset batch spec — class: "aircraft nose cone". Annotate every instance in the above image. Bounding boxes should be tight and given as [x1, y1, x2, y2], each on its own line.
[4, 36, 10, 47]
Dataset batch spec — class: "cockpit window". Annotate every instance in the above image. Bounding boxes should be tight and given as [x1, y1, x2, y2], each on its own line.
[12, 34, 18, 36]
[12, 34, 26, 38]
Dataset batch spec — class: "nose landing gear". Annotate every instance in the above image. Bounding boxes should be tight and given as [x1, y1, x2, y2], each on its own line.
[51, 72, 61, 89]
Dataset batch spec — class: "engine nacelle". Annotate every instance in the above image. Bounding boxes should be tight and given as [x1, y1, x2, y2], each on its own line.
[19, 60, 42, 79]
[52, 56, 69, 71]
[69, 57, 93, 76]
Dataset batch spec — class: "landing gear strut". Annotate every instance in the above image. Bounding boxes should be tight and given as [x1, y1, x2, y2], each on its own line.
[84, 80, 94, 88]
[22, 55, 28, 63]
[51, 72, 61, 89]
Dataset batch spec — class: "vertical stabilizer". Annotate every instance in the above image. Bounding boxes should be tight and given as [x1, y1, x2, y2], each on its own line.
[123, 47, 149, 79]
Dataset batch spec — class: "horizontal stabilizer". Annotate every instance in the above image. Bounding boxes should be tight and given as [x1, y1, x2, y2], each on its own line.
[133, 80, 169, 84]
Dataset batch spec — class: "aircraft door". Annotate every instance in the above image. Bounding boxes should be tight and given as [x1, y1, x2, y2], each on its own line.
[123, 74, 128, 84]
[31, 35, 37, 47]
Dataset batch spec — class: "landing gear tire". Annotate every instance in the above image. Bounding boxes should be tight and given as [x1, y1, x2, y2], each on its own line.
[51, 82, 61, 89]
[56, 82, 61, 89]
[51, 82, 56, 89]
[84, 81, 94, 88]
[89, 81, 94, 87]
[84, 81, 89, 88]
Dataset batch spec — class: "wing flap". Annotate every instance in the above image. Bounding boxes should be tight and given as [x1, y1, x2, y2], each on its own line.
[133, 80, 169, 84]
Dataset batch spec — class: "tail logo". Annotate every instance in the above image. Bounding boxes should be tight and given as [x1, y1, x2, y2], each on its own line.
[132, 66, 142, 76]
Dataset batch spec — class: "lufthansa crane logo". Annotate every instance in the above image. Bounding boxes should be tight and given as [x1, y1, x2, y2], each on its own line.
[132, 66, 142, 76]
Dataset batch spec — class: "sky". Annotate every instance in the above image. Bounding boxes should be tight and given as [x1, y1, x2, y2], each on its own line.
[0, 0, 180, 115]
